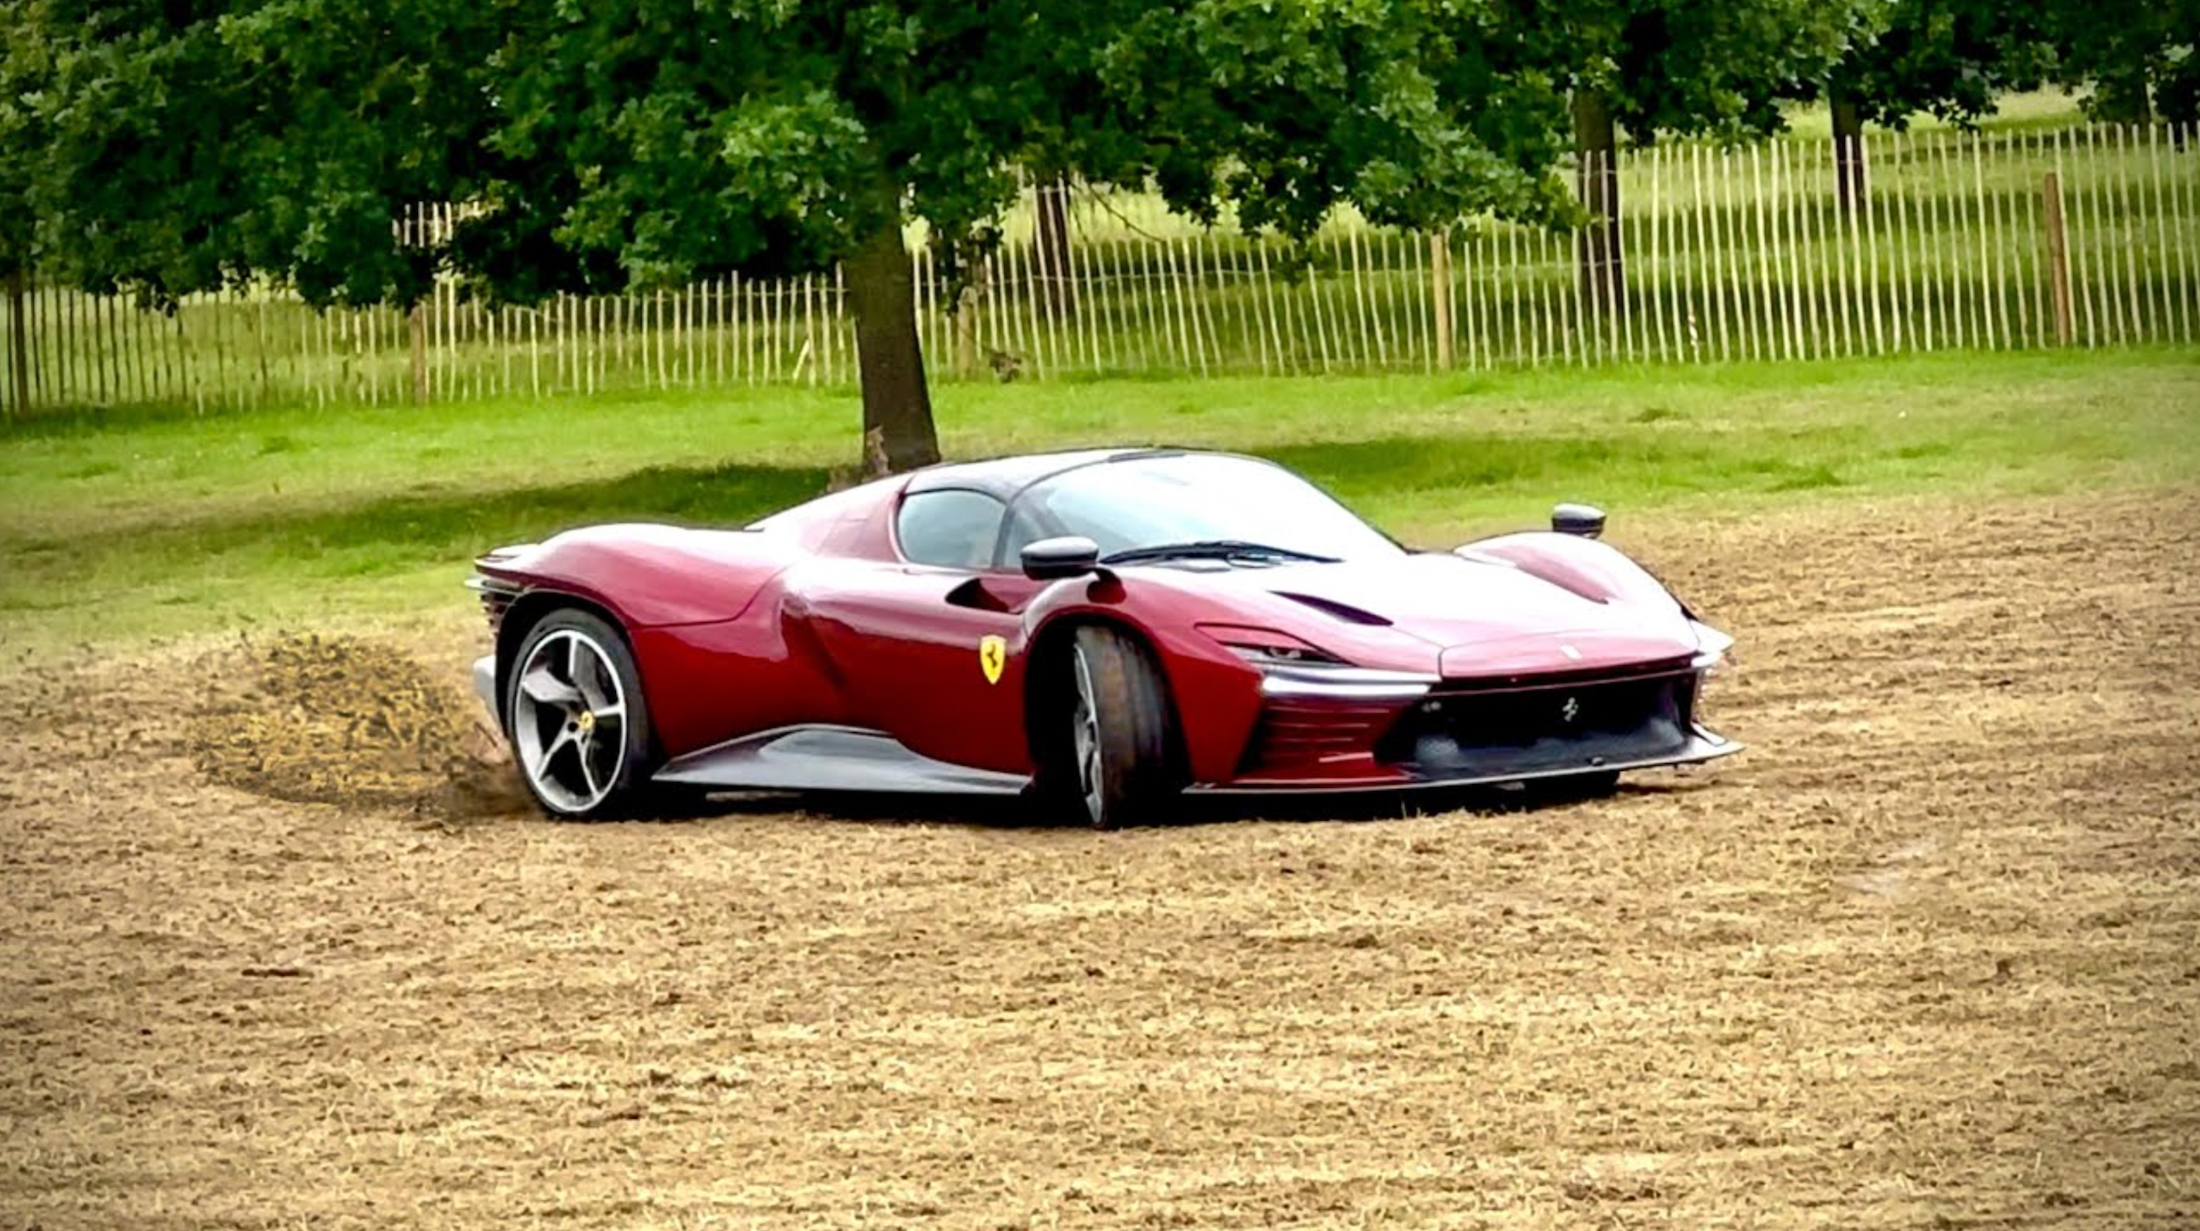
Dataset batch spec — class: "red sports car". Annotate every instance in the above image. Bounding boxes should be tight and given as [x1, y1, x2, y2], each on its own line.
[468, 447, 1739, 825]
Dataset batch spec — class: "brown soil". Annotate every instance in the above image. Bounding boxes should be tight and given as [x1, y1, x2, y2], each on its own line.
[3, 492, 2196, 1229]
[186, 633, 523, 821]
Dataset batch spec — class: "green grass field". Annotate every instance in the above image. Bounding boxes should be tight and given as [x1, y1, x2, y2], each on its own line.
[2, 347, 2195, 652]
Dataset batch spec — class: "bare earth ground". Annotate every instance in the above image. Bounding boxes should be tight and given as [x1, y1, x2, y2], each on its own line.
[2, 493, 2197, 1230]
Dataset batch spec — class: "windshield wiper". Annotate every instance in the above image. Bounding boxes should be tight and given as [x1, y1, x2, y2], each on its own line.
[1101, 539, 1342, 566]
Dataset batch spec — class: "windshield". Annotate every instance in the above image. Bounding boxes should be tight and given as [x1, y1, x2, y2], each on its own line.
[1004, 454, 1403, 564]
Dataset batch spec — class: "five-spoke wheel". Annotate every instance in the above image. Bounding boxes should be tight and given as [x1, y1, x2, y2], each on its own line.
[505, 610, 655, 818]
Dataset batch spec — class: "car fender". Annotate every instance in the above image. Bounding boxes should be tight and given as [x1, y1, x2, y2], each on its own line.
[1462, 531, 1736, 663]
[1014, 572, 1269, 785]
[479, 523, 803, 629]
[1014, 567, 1453, 786]
[1460, 531, 1687, 616]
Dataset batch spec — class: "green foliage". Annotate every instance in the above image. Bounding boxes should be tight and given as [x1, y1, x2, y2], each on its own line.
[1533, 0, 1881, 142]
[1823, 0, 2054, 127]
[5, 0, 2185, 452]
[2042, 0, 2200, 123]
[9, 0, 505, 307]
[7, 0, 1622, 310]
[470, 0, 1071, 294]
[0, 2, 53, 271]
[1079, 1, 1576, 236]
[463, 0, 1588, 299]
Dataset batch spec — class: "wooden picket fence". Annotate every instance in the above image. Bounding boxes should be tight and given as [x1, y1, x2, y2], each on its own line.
[3, 124, 2196, 419]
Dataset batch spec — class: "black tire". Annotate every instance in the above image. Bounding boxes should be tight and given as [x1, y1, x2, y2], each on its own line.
[1057, 624, 1184, 829]
[504, 608, 660, 820]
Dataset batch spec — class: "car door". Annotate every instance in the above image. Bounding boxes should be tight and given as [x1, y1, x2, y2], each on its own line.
[802, 489, 1048, 775]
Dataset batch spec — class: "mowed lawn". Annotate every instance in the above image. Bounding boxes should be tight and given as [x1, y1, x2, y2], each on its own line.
[1, 347, 2196, 649]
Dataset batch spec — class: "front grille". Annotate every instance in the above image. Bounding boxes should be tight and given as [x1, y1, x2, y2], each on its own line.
[1375, 668, 1697, 776]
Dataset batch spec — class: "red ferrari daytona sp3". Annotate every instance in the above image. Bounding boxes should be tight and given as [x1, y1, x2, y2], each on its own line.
[468, 447, 1740, 825]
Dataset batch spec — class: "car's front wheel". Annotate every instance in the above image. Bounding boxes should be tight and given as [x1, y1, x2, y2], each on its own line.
[505, 609, 657, 819]
[1060, 624, 1184, 829]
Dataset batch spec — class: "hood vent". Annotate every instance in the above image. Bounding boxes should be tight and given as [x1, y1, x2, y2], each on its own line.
[1272, 591, 1392, 626]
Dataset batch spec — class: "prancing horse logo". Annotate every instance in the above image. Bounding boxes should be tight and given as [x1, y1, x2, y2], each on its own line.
[977, 634, 1008, 685]
[1560, 695, 1580, 724]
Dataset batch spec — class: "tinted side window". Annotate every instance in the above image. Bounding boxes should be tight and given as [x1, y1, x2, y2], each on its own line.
[896, 490, 1007, 569]
[1000, 502, 1055, 562]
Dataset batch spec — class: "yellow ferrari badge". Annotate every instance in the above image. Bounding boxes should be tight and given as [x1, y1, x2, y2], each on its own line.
[978, 634, 1007, 685]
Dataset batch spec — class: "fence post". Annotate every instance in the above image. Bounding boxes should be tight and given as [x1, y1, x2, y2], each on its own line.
[2042, 170, 2073, 346]
[409, 301, 428, 403]
[1429, 232, 1455, 370]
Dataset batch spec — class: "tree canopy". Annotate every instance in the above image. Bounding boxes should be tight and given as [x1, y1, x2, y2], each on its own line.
[9, 0, 501, 306]
[7, 0, 2193, 465]
[2044, 0, 2200, 123]
[1537, 0, 1878, 143]
[1821, 0, 2051, 129]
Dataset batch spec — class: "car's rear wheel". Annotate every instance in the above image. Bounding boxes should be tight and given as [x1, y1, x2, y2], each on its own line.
[1061, 624, 1183, 829]
[506, 610, 657, 819]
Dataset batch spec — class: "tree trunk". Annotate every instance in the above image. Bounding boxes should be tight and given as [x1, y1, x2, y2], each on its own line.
[1572, 90, 1625, 316]
[1832, 98, 1866, 215]
[1033, 177, 1076, 319]
[955, 278, 980, 380]
[846, 212, 942, 474]
[6, 268, 28, 419]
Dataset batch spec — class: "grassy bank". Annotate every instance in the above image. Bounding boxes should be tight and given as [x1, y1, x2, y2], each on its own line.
[1, 347, 2195, 649]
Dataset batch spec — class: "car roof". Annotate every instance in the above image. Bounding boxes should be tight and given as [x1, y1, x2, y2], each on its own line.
[902, 446, 1208, 503]
[893, 444, 1284, 503]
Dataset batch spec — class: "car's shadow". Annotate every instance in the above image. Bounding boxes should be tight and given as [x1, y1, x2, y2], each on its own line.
[674, 778, 1694, 831]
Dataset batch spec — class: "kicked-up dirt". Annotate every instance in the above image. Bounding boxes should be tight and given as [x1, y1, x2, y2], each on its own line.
[1, 491, 2196, 1229]
[186, 632, 524, 820]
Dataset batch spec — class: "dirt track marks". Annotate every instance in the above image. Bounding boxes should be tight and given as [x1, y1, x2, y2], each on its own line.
[2, 491, 2196, 1229]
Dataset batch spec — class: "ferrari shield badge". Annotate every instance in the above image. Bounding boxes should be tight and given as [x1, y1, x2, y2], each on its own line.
[977, 634, 1008, 685]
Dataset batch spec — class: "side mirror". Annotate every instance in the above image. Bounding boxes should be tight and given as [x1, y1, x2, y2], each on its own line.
[1552, 503, 1606, 539]
[1021, 535, 1101, 580]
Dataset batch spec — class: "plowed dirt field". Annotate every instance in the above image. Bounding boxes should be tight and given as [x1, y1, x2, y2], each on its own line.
[3, 492, 2196, 1229]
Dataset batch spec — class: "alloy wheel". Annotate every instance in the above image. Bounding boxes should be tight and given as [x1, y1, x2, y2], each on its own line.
[511, 628, 628, 814]
[1071, 645, 1104, 825]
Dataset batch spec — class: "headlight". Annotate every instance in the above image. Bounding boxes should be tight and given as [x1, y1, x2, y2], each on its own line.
[1198, 625, 1436, 700]
[1225, 642, 1345, 668]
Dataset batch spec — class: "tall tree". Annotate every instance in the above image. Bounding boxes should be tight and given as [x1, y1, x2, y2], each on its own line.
[469, 0, 1082, 471]
[22, 0, 1585, 468]
[1526, 0, 1878, 308]
[1818, 0, 2052, 209]
[465, 0, 1580, 470]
